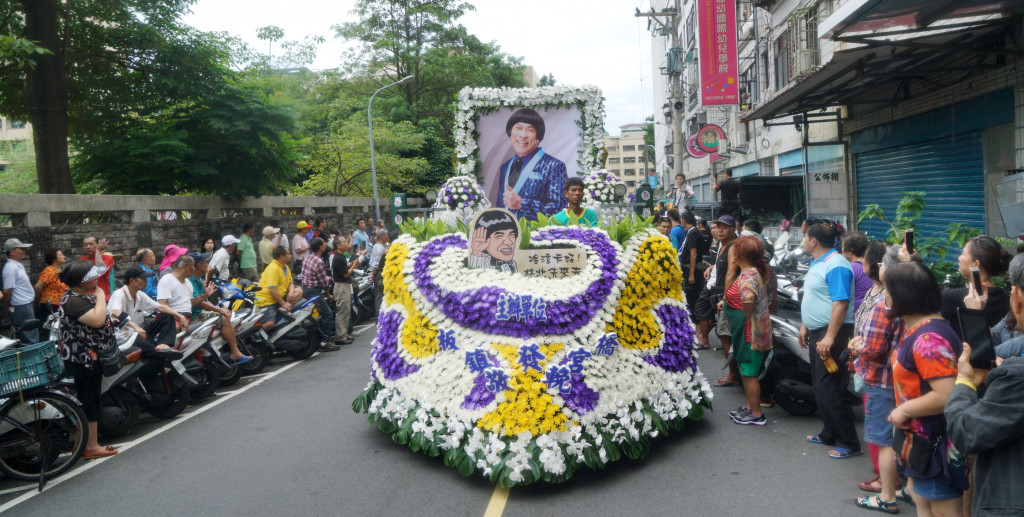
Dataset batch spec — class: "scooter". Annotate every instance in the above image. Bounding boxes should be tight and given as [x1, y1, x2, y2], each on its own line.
[248, 295, 322, 361]
[208, 279, 268, 385]
[350, 269, 377, 326]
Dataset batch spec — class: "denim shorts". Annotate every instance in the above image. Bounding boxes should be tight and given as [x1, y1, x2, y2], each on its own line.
[863, 384, 896, 447]
[911, 474, 963, 500]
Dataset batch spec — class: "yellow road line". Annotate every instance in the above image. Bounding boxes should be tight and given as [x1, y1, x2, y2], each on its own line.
[483, 485, 511, 517]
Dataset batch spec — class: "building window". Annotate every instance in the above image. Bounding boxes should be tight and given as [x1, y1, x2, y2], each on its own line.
[622, 145, 636, 152]
[623, 156, 636, 164]
[607, 146, 618, 152]
[608, 168, 620, 174]
[626, 180, 636, 188]
[624, 168, 636, 176]
[686, 10, 696, 48]
[608, 157, 620, 164]
[775, 31, 790, 90]
[9, 120, 26, 129]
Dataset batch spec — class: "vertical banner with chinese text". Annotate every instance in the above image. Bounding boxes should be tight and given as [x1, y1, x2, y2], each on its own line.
[698, 0, 738, 105]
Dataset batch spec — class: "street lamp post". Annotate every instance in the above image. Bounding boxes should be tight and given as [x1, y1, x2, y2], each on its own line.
[368, 75, 414, 222]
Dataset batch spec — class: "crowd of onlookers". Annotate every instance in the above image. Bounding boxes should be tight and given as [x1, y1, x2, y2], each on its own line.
[1, 216, 394, 458]
[656, 184, 1024, 515]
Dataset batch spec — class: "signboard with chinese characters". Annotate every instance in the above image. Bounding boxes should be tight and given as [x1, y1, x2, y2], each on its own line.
[698, 0, 739, 105]
[392, 193, 407, 226]
[806, 144, 848, 219]
[515, 248, 588, 279]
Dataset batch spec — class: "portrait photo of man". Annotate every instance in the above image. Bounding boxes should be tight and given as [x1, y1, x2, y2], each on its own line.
[489, 108, 570, 221]
[468, 209, 521, 274]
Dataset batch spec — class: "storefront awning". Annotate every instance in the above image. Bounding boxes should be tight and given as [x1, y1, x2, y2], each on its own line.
[743, 12, 1020, 122]
[821, 0, 1024, 41]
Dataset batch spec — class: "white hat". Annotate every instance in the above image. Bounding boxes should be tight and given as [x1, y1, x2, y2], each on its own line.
[221, 235, 241, 247]
[2, 238, 32, 252]
[262, 226, 280, 236]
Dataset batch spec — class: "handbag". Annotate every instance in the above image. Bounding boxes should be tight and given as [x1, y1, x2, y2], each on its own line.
[893, 428, 943, 477]
[97, 340, 125, 377]
[852, 372, 866, 394]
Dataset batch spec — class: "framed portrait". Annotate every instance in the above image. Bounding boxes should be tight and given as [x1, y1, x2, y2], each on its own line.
[454, 86, 605, 221]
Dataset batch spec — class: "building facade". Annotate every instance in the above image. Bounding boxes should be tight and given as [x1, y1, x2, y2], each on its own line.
[603, 124, 654, 189]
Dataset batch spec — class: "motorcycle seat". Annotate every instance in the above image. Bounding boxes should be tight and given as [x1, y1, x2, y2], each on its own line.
[124, 347, 143, 364]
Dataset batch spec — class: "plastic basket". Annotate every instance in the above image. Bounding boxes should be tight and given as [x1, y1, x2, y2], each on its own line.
[0, 341, 64, 397]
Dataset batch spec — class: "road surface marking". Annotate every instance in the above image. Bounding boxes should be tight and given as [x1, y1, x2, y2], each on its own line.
[0, 485, 33, 496]
[352, 323, 375, 336]
[0, 355, 311, 513]
[483, 485, 510, 517]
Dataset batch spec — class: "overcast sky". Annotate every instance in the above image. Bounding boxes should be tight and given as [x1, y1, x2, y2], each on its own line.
[183, 0, 656, 135]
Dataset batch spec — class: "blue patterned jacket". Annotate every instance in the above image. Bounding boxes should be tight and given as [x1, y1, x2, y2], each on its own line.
[494, 151, 568, 221]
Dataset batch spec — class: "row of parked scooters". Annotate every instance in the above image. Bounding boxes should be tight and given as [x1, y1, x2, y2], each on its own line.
[43, 268, 378, 439]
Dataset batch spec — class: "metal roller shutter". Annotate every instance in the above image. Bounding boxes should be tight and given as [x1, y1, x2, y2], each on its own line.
[855, 132, 985, 249]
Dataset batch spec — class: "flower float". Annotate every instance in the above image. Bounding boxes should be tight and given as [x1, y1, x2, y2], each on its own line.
[431, 176, 491, 227]
[581, 170, 624, 205]
[353, 220, 713, 486]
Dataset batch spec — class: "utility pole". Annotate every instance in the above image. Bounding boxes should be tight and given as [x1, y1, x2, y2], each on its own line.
[636, 2, 683, 194]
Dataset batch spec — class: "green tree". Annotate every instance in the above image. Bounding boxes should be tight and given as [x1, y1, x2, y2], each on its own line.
[0, 138, 38, 193]
[291, 112, 428, 197]
[538, 73, 557, 86]
[256, 25, 285, 63]
[71, 82, 299, 197]
[0, 0, 257, 194]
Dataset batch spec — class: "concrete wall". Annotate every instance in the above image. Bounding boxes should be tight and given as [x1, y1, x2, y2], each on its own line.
[0, 194, 426, 279]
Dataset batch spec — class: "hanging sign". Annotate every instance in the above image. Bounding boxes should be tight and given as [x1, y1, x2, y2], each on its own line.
[686, 135, 707, 158]
[698, 0, 739, 105]
[695, 124, 725, 153]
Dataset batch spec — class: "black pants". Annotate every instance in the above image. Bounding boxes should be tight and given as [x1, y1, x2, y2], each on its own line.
[808, 323, 859, 451]
[66, 361, 102, 422]
[142, 313, 179, 353]
[694, 288, 718, 322]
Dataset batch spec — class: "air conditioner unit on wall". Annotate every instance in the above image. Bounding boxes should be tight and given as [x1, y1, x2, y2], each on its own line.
[696, 111, 707, 124]
[728, 112, 747, 147]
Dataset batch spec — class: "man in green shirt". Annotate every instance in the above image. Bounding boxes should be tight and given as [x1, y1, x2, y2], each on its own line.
[237, 223, 258, 282]
[552, 177, 599, 227]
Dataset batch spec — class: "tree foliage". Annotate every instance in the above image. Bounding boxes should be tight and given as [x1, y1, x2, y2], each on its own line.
[71, 83, 299, 197]
[0, 139, 38, 194]
[0, 0, 300, 195]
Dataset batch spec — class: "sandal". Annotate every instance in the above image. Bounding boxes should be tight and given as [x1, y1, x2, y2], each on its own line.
[828, 447, 863, 459]
[859, 475, 882, 492]
[807, 434, 832, 445]
[895, 488, 915, 506]
[713, 376, 740, 387]
[83, 446, 119, 459]
[855, 495, 900, 514]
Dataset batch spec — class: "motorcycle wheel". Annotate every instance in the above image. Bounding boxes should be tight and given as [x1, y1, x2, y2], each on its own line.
[97, 388, 140, 438]
[773, 366, 818, 416]
[242, 341, 269, 375]
[286, 323, 320, 360]
[147, 380, 190, 419]
[0, 390, 88, 482]
[188, 360, 221, 400]
[218, 360, 244, 387]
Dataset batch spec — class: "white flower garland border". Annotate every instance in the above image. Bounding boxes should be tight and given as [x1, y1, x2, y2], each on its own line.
[454, 86, 606, 179]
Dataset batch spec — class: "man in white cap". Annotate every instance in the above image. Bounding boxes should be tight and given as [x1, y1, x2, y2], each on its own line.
[2, 238, 38, 343]
[292, 221, 311, 275]
[259, 225, 280, 271]
[209, 235, 239, 282]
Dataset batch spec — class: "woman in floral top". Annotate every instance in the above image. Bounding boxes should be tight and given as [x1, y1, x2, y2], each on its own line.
[720, 236, 772, 426]
[884, 262, 967, 513]
[56, 260, 119, 459]
[34, 247, 67, 318]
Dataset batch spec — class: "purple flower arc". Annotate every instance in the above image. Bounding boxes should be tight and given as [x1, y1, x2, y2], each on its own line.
[411, 228, 620, 338]
[644, 304, 698, 373]
[370, 310, 420, 380]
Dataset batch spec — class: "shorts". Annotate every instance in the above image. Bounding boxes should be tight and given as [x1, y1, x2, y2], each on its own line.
[725, 305, 764, 377]
[715, 307, 731, 337]
[694, 289, 718, 322]
[863, 384, 896, 447]
[911, 475, 963, 501]
[260, 304, 283, 324]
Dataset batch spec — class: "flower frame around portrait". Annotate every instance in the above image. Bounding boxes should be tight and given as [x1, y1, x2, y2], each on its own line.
[454, 86, 606, 181]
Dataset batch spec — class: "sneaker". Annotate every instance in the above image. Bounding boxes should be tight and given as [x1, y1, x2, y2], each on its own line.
[319, 342, 341, 352]
[733, 411, 767, 426]
[760, 396, 775, 408]
[728, 406, 750, 419]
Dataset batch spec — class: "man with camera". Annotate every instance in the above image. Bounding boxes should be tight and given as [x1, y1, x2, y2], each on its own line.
[945, 253, 1024, 516]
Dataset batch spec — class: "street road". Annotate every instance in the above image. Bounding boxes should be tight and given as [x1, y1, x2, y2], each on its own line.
[0, 327, 885, 517]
